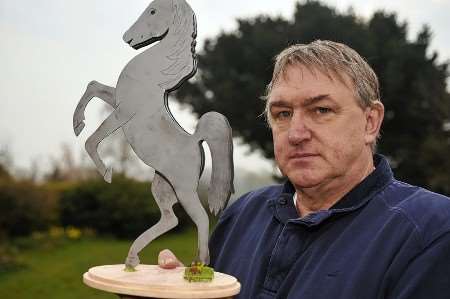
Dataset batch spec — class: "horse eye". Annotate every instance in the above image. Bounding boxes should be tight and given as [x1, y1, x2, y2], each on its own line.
[150, 9, 156, 15]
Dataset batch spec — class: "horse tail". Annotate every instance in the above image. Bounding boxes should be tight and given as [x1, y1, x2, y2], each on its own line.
[194, 112, 234, 215]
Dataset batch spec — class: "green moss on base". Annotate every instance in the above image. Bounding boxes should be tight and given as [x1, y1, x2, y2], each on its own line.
[123, 265, 137, 272]
[184, 263, 214, 282]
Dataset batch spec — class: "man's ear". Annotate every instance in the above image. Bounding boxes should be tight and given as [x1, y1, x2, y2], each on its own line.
[364, 101, 384, 145]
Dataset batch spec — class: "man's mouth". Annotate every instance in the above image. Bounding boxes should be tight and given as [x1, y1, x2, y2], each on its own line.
[288, 153, 319, 160]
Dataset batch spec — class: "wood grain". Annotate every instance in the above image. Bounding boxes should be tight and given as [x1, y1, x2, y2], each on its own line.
[83, 264, 240, 299]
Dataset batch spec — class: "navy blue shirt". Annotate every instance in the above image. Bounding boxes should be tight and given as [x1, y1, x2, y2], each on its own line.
[210, 155, 450, 298]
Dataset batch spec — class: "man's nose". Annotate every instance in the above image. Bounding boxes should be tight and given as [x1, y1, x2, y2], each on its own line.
[288, 115, 311, 145]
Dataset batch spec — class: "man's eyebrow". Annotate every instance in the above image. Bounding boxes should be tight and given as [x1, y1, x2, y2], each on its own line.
[269, 94, 334, 109]
[303, 94, 332, 106]
[268, 100, 291, 109]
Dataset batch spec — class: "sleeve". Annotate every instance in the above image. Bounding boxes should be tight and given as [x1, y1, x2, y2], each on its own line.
[388, 231, 450, 299]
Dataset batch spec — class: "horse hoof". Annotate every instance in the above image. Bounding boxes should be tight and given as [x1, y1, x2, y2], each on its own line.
[104, 167, 113, 183]
[125, 255, 140, 268]
[73, 120, 85, 136]
[199, 251, 210, 266]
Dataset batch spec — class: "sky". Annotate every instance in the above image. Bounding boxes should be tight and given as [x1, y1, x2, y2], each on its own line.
[1, 0, 449, 178]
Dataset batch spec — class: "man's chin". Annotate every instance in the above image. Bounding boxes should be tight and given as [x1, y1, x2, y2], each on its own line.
[288, 176, 324, 189]
[287, 166, 331, 187]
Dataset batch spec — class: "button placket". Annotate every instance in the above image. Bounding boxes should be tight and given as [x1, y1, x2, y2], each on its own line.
[263, 224, 306, 292]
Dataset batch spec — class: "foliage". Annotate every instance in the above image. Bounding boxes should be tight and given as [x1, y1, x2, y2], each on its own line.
[60, 174, 194, 238]
[0, 156, 206, 243]
[0, 164, 10, 180]
[60, 174, 157, 238]
[0, 177, 56, 238]
[176, 0, 450, 194]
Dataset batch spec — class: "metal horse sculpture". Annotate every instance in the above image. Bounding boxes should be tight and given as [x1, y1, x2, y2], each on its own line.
[73, 0, 234, 269]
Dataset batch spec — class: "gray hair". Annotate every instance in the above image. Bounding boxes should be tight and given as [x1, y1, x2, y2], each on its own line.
[263, 40, 382, 151]
[264, 40, 380, 115]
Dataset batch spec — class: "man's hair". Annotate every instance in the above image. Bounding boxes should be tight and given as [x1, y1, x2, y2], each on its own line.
[263, 40, 381, 150]
[264, 40, 380, 114]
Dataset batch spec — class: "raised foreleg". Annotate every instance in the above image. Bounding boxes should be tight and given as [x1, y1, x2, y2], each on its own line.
[125, 172, 179, 268]
[73, 80, 116, 136]
[85, 106, 133, 183]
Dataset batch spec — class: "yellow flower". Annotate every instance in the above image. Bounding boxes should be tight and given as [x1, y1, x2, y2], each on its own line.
[66, 227, 82, 239]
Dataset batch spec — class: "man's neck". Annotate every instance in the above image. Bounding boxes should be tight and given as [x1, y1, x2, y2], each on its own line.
[295, 157, 375, 218]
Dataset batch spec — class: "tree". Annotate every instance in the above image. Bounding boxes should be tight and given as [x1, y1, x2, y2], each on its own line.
[175, 0, 450, 194]
[0, 144, 13, 180]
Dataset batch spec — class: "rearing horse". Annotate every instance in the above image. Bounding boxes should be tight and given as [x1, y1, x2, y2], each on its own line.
[73, 0, 234, 269]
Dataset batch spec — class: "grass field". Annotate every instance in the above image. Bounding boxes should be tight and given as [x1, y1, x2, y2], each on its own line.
[0, 231, 197, 299]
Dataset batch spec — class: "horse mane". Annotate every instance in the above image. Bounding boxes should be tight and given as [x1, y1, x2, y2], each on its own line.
[158, 0, 197, 91]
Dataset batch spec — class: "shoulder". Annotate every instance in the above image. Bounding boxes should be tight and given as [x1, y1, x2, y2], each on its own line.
[379, 179, 450, 248]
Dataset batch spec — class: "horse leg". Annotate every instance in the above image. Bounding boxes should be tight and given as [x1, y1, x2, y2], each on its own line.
[125, 172, 179, 268]
[85, 106, 132, 183]
[73, 80, 116, 136]
[175, 187, 210, 265]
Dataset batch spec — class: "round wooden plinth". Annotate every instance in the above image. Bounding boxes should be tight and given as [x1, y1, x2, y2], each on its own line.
[83, 264, 240, 299]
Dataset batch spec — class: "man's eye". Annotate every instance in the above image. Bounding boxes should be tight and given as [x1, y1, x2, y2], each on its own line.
[315, 107, 332, 114]
[276, 111, 292, 119]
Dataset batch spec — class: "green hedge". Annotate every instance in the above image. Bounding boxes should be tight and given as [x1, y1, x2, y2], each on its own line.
[0, 165, 204, 241]
[0, 178, 54, 238]
[59, 174, 193, 239]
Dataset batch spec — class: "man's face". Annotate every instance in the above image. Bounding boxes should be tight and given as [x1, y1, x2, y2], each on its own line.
[268, 65, 380, 190]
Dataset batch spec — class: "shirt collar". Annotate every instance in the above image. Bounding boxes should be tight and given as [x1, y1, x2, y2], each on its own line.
[269, 154, 393, 225]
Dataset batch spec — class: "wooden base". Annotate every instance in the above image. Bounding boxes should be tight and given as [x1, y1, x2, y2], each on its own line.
[83, 264, 240, 299]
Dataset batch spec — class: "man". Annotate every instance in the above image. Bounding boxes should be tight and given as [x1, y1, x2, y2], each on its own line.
[160, 40, 450, 298]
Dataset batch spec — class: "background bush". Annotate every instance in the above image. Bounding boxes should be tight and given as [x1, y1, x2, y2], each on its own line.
[59, 174, 193, 239]
[0, 176, 55, 238]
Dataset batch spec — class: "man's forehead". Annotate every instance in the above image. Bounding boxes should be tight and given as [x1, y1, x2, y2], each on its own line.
[279, 63, 351, 87]
[268, 63, 357, 101]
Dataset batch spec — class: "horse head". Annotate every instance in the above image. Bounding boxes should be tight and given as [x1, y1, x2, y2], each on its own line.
[123, 0, 175, 50]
